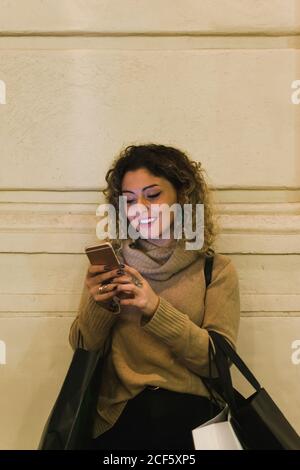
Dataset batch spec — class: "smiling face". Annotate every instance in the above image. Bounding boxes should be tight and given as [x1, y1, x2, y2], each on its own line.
[121, 167, 178, 246]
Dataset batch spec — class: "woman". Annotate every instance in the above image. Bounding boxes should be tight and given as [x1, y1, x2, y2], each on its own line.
[69, 144, 240, 450]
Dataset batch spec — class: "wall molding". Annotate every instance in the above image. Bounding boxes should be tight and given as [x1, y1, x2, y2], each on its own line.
[1, 188, 300, 203]
[1, 36, 300, 50]
[0, 189, 299, 253]
[0, 0, 299, 36]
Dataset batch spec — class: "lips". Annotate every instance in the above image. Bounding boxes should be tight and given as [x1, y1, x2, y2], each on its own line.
[139, 217, 157, 225]
[129, 214, 159, 231]
[136, 217, 157, 231]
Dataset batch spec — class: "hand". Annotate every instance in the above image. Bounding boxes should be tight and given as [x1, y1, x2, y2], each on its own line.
[111, 264, 160, 318]
[85, 264, 121, 306]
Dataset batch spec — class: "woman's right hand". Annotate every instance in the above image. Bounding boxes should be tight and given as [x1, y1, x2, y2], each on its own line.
[85, 265, 123, 307]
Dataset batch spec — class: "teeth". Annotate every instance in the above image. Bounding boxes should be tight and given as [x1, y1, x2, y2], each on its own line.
[140, 217, 156, 224]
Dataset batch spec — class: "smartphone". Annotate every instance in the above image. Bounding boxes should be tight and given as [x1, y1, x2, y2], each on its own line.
[84, 242, 134, 299]
[85, 241, 120, 268]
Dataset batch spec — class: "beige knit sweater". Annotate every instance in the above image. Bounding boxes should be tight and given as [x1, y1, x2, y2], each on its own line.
[69, 238, 240, 438]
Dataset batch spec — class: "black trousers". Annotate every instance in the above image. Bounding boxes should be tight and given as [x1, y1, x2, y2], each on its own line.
[88, 387, 220, 450]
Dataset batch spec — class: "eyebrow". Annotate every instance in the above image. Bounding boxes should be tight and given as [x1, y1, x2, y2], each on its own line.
[121, 184, 160, 194]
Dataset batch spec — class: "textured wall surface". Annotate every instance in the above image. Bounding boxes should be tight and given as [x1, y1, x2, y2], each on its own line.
[0, 0, 299, 449]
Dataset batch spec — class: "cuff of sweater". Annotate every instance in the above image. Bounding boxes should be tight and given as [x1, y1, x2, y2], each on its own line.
[78, 294, 118, 335]
[141, 296, 188, 346]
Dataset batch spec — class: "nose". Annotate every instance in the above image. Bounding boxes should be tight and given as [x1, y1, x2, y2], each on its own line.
[136, 194, 150, 206]
[138, 197, 151, 219]
[128, 195, 152, 220]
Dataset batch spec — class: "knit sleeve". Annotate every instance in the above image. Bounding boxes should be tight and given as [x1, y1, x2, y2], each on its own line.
[69, 277, 119, 352]
[140, 257, 240, 377]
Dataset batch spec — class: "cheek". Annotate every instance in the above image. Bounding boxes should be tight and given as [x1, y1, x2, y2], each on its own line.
[160, 212, 174, 227]
[125, 205, 136, 220]
[120, 206, 130, 222]
[157, 203, 175, 220]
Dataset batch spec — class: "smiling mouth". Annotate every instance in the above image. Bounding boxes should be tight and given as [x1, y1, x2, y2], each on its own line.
[138, 217, 157, 227]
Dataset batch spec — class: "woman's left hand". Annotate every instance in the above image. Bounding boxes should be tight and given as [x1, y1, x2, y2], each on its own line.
[112, 264, 160, 318]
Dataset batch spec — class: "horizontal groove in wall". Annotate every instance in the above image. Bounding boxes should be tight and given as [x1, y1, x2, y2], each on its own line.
[1, 187, 300, 190]
[0, 251, 298, 255]
[1, 187, 300, 191]
[0, 312, 75, 318]
[1, 293, 299, 310]
[241, 311, 300, 317]
[0, 35, 300, 49]
[1, 31, 300, 38]
[0, 202, 299, 214]
[1, 252, 300, 257]
[1, 238, 299, 255]
[0, 188, 299, 204]
[0, 311, 299, 319]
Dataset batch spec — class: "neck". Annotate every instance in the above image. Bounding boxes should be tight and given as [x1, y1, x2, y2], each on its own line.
[141, 223, 176, 248]
[144, 237, 175, 248]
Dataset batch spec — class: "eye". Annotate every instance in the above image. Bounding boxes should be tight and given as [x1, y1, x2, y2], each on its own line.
[126, 192, 161, 204]
[147, 192, 161, 199]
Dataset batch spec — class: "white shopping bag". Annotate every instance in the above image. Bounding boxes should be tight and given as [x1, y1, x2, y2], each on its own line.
[192, 405, 243, 450]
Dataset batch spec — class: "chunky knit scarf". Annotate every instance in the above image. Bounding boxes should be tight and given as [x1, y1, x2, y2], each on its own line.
[117, 238, 200, 281]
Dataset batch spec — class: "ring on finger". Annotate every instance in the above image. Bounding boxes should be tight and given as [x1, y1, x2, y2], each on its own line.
[98, 284, 109, 293]
[132, 278, 143, 288]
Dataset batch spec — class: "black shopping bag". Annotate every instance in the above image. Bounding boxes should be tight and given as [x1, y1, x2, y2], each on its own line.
[208, 330, 300, 450]
[38, 332, 111, 450]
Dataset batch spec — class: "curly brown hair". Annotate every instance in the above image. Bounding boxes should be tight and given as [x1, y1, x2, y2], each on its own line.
[101, 143, 218, 256]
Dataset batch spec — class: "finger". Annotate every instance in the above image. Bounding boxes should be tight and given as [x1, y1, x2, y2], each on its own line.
[92, 282, 118, 295]
[87, 264, 117, 276]
[115, 283, 137, 294]
[94, 290, 118, 302]
[92, 283, 118, 301]
[111, 274, 132, 284]
[89, 268, 121, 286]
[87, 264, 107, 276]
[121, 265, 144, 283]
[119, 298, 135, 306]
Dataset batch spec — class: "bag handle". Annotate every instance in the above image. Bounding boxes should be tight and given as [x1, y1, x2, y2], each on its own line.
[204, 252, 214, 287]
[77, 330, 84, 349]
[209, 330, 261, 392]
[203, 252, 261, 413]
[208, 332, 239, 412]
[202, 251, 224, 412]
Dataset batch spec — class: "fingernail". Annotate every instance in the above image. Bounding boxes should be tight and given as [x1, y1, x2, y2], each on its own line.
[117, 270, 124, 275]
[119, 264, 125, 268]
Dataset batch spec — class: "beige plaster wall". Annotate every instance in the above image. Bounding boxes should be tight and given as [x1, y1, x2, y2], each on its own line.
[0, 0, 299, 449]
